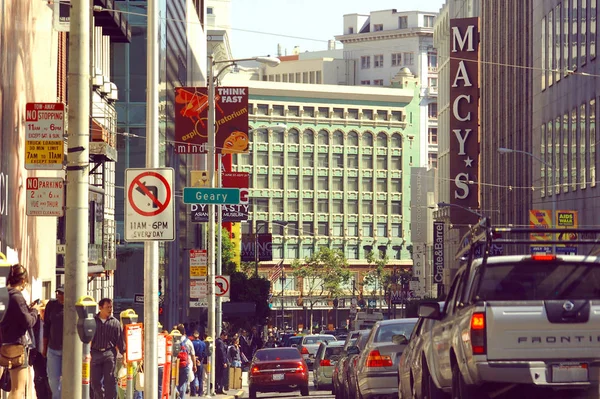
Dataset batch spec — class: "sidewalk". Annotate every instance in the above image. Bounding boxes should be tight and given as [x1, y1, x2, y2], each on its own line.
[197, 371, 248, 399]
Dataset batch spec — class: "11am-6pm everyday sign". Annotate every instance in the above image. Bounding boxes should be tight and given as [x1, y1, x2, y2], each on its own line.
[25, 103, 65, 170]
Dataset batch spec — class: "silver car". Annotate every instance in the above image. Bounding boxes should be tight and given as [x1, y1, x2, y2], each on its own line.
[313, 340, 345, 390]
[355, 318, 418, 399]
[298, 334, 337, 369]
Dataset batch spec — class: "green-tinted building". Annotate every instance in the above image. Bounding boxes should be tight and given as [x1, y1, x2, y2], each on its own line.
[228, 77, 422, 330]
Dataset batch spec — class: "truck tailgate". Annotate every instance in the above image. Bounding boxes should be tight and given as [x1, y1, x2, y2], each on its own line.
[485, 302, 600, 361]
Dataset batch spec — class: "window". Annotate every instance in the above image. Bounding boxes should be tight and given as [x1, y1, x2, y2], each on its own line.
[288, 73, 295, 83]
[362, 223, 373, 237]
[581, 0, 587, 66]
[332, 199, 343, 214]
[428, 52, 438, 70]
[392, 201, 402, 214]
[429, 153, 438, 169]
[391, 223, 402, 238]
[361, 80, 371, 85]
[362, 154, 373, 169]
[333, 108, 344, 118]
[572, 0, 578, 72]
[207, 7, 213, 14]
[362, 201, 372, 214]
[398, 16, 408, 29]
[303, 152, 313, 167]
[424, 15, 435, 27]
[348, 132, 359, 146]
[288, 152, 299, 167]
[362, 177, 373, 191]
[288, 175, 299, 190]
[272, 198, 283, 212]
[318, 176, 329, 190]
[348, 109, 359, 120]
[303, 72, 309, 83]
[377, 178, 387, 192]
[303, 129, 314, 144]
[348, 27, 354, 34]
[255, 199, 269, 212]
[333, 153, 344, 168]
[333, 130, 344, 145]
[318, 222, 329, 236]
[256, 175, 269, 190]
[363, 110, 374, 120]
[428, 77, 438, 89]
[318, 107, 329, 118]
[581, 102, 587, 188]
[391, 53, 402, 66]
[304, 107, 315, 117]
[373, 23, 383, 31]
[257, 151, 269, 166]
[376, 131, 387, 145]
[272, 151, 284, 166]
[347, 222, 358, 236]
[374, 54, 384, 68]
[377, 201, 387, 214]
[428, 127, 438, 144]
[591, 99, 596, 186]
[272, 105, 284, 117]
[318, 199, 329, 213]
[403, 52, 414, 65]
[373, 79, 384, 86]
[303, 198, 314, 213]
[391, 156, 402, 169]
[296, 72, 302, 83]
[287, 245, 299, 259]
[272, 175, 284, 189]
[428, 103, 438, 118]
[332, 176, 343, 191]
[310, 71, 315, 84]
[591, 0, 597, 59]
[377, 155, 387, 170]
[256, 104, 268, 115]
[362, 132, 373, 146]
[391, 133, 402, 146]
[288, 199, 299, 213]
[318, 153, 329, 168]
[303, 175, 314, 189]
[302, 221, 313, 235]
[332, 222, 343, 236]
[282, 74, 288, 82]
[361, 56, 371, 69]
[316, 71, 322, 84]
[348, 177, 358, 191]
[391, 178, 401, 192]
[318, 130, 329, 145]
[377, 223, 387, 237]
[347, 154, 358, 168]
[347, 201, 358, 214]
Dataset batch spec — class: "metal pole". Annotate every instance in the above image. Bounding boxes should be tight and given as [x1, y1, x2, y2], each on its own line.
[254, 222, 259, 277]
[552, 192, 557, 255]
[143, 0, 160, 396]
[207, 53, 217, 396]
[126, 362, 134, 399]
[63, 0, 90, 397]
[82, 343, 91, 399]
[217, 154, 223, 333]
[281, 276, 285, 330]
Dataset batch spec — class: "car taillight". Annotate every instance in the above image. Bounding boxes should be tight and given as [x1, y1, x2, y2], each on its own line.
[365, 350, 393, 368]
[296, 361, 307, 373]
[320, 359, 331, 366]
[301, 346, 309, 355]
[470, 312, 486, 355]
[251, 366, 260, 375]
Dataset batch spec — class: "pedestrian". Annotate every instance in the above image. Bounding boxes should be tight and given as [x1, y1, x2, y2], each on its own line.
[90, 298, 126, 399]
[43, 285, 65, 399]
[215, 331, 228, 394]
[239, 330, 252, 369]
[176, 324, 196, 399]
[0, 264, 42, 399]
[31, 299, 51, 399]
[190, 330, 206, 397]
[249, 327, 262, 357]
[264, 334, 276, 348]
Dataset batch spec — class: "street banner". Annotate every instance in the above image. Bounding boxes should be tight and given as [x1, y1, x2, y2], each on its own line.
[241, 233, 272, 262]
[174, 86, 249, 154]
[556, 210, 578, 255]
[433, 222, 444, 287]
[530, 209, 552, 254]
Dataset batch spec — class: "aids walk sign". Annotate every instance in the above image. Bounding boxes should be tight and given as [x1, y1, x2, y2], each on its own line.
[125, 168, 175, 242]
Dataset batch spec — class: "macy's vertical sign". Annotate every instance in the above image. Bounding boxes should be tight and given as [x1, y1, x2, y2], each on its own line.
[449, 18, 480, 224]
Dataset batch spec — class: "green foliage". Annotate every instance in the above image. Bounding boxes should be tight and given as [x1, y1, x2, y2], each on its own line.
[220, 227, 237, 275]
[363, 251, 391, 296]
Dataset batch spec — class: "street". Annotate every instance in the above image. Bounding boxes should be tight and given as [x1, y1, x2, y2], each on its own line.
[239, 382, 333, 399]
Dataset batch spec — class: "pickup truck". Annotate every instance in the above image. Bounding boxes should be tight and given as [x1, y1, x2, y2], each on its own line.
[418, 224, 600, 399]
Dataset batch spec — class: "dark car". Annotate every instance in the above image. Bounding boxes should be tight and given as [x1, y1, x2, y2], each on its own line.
[288, 335, 303, 348]
[248, 347, 309, 398]
[332, 330, 363, 398]
[279, 333, 297, 347]
[342, 330, 372, 399]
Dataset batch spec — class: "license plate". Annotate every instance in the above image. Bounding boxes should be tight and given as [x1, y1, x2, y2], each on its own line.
[551, 363, 589, 383]
[272, 373, 285, 381]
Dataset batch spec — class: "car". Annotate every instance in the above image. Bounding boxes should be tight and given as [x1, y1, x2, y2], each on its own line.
[298, 334, 337, 369]
[279, 333, 297, 347]
[354, 318, 418, 399]
[343, 330, 372, 399]
[313, 340, 345, 390]
[332, 330, 363, 398]
[248, 347, 309, 399]
[398, 303, 445, 399]
[288, 335, 303, 348]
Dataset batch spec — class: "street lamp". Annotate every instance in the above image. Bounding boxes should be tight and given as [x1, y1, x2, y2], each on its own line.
[280, 273, 286, 330]
[437, 202, 483, 219]
[207, 53, 280, 394]
[498, 147, 556, 254]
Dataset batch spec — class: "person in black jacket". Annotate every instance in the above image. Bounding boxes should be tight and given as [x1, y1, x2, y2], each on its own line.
[214, 331, 228, 394]
[0, 264, 41, 399]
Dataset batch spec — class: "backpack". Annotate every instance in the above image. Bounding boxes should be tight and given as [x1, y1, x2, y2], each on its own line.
[178, 337, 189, 368]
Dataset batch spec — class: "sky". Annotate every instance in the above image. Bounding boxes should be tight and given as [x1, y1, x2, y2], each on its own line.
[229, 0, 446, 59]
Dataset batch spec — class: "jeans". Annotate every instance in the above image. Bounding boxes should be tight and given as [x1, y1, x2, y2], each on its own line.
[177, 367, 189, 399]
[46, 348, 62, 399]
[158, 366, 163, 399]
[91, 349, 118, 399]
[190, 363, 203, 396]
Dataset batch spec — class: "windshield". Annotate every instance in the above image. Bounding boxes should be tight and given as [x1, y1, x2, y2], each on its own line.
[254, 349, 301, 361]
[374, 321, 417, 343]
[476, 261, 600, 300]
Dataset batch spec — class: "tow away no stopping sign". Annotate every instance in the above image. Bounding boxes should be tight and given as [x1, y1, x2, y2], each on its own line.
[125, 168, 175, 242]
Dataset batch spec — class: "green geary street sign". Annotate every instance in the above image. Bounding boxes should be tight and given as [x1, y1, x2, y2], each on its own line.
[183, 187, 241, 204]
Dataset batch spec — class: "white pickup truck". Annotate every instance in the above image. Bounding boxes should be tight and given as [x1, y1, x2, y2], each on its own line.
[419, 225, 600, 399]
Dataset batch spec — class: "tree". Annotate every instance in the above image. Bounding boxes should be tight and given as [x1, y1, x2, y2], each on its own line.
[291, 247, 351, 332]
[363, 250, 391, 311]
[219, 226, 238, 275]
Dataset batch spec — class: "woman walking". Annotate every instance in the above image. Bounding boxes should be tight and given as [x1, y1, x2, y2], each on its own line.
[0, 264, 41, 398]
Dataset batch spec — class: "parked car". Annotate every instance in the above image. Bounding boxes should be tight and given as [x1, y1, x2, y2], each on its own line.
[398, 304, 445, 399]
[279, 333, 297, 347]
[298, 334, 337, 369]
[248, 347, 309, 399]
[313, 340, 345, 390]
[288, 335, 303, 348]
[354, 318, 418, 399]
[343, 330, 372, 399]
[332, 330, 364, 398]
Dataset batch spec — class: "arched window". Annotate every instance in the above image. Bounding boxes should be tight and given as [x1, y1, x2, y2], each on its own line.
[377, 132, 388, 147]
[318, 129, 329, 145]
[348, 131, 359, 146]
[333, 130, 344, 145]
[391, 133, 402, 148]
[303, 129, 314, 144]
[362, 132, 373, 147]
[288, 128, 300, 144]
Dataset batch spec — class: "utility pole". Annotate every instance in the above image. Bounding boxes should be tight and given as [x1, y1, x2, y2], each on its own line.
[216, 154, 222, 334]
[62, 0, 90, 397]
[143, 0, 160, 396]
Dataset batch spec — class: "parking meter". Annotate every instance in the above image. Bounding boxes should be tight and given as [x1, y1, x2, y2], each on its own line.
[76, 296, 98, 344]
[205, 336, 213, 358]
[170, 329, 182, 357]
[120, 309, 139, 326]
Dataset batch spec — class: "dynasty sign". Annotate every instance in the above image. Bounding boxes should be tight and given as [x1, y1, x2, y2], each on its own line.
[449, 18, 480, 224]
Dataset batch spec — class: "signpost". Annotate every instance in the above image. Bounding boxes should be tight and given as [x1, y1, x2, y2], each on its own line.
[125, 168, 175, 242]
[26, 177, 64, 216]
[183, 188, 240, 205]
[25, 102, 65, 170]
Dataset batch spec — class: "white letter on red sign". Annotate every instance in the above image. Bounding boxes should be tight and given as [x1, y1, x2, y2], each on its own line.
[454, 173, 470, 199]
[453, 129, 472, 155]
[452, 61, 473, 88]
[452, 95, 472, 122]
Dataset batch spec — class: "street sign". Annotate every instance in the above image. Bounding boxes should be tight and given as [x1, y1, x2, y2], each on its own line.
[125, 168, 175, 242]
[134, 294, 144, 304]
[26, 177, 64, 216]
[25, 103, 65, 170]
[183, 188, 240, 204]
[190, 266, 207, 278]
[215, 275, 230, 298]
[190, 300, 208, 308]
[190, 203, 249, 222]
[124, 323, 143, 362]
[189, 249, 207, 266]
[190, 280, 207, 298]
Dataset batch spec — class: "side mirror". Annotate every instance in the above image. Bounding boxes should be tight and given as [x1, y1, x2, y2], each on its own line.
[418, 302, 442, 320]
[347, 345, 360, 356]
[392, 334, 409, 345]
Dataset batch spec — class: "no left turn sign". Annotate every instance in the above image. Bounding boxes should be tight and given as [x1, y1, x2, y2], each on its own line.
[125, 168, 175, 242]
[215, 275, 230, 298]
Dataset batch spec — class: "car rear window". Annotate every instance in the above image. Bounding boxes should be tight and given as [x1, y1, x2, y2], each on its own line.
[304, 336, 335, 345]
[476, 261, 600, 301]
[374, 322, 417, 343]
[254, 349, 301, 361]
[325, 346, 344, 359]
[289, 336, 302, 345]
